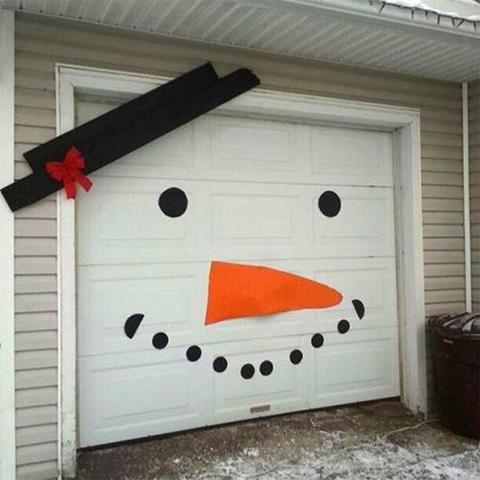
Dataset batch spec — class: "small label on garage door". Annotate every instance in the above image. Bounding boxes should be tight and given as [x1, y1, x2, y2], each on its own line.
[251, 405, 271, 414]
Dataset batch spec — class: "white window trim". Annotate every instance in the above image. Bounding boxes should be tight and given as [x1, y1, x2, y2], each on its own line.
[0, 8, 16, 480]
[56, 63, 426, 478]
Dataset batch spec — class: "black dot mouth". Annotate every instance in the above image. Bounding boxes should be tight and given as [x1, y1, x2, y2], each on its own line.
[241, 363, 255, 379]
[124, 313, 144, 339]
[352, 299, 365, 319]
[290, 349, 303, 365]
[186, 345, 202, 362]
[152, 332, 169, 349]
[259, 360, 273, 376]
[125, 298, 366, 378]
[337, 319, 350, 334]
[311, 333, 324, 348]
[213, 356, 228, 373]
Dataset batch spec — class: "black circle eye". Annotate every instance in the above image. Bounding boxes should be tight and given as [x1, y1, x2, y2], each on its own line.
[311, 333, 324, 348]
[213, 356, 228, 373]
[186, 345, 202, 362]
[158, 187, 188, 217]
[337, 319, 350, 334]
[241, 363, 255, 379]
[152, 332, 169, 349]
[290, 349, 303, 365]
[318, 191, 341, 217]
[260, 361, 273, 376]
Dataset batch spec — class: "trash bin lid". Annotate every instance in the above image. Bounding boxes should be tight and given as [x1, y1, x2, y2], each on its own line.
[427, 312, 480, 338]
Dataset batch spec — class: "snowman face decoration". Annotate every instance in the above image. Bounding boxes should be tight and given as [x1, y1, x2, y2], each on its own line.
[123, 186, 366, 380]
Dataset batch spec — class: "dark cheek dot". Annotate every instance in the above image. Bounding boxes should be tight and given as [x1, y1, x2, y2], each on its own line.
[186, 345, 202, 362]
[318, 190, 341, 217]
[260, 361, 273, 376]
[152, 332, 169, 349]
[241, 363, 255, 379]
[337, 320, 350, 334]
[352, 299, 365, 319]
[124, 313, 144, 339]
[158, 187, 188, 218]
[290, 349, 303, 365]
[213, 356, 228, 373]
[311, 333, 324, 348]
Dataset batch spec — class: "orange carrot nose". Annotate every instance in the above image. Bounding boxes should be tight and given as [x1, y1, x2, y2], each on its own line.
[205, 261, 343, 325]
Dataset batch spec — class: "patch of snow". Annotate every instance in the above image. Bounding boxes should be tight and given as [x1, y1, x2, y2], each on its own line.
[384, 0, 480, 20]
[174, 430, 480, 480]
[242, 447, 259, 457]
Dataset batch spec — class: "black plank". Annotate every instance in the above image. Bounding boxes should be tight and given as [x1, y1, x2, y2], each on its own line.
[25, 62, 219, 171]
[1, 68, 260, 212]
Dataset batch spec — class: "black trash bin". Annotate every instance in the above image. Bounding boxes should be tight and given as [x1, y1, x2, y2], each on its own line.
[428, 313, 480, 439]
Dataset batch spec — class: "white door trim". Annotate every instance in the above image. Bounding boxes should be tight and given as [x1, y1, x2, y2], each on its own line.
[56, 63, 425, 477]
[0, 8, 16, 480]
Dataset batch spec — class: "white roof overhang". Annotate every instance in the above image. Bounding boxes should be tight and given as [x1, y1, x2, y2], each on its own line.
[1, 0, 479, 81]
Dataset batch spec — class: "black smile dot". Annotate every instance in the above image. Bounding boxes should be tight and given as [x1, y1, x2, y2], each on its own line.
[186, 345, 202, 362]
[152, 332, 169, 349]
[337, 320, 350, 334]
[311, 333, 324, 349]
[241, 363, 255, 379]
[352, 299, 365, 319]
[260, 361, 273, 376]
[290, 349, 303, 365]
[318, 191, 341, 217]
[124, 313, 144, 339]
[158, 187, 188, 218]
[213, 356, 228, 373]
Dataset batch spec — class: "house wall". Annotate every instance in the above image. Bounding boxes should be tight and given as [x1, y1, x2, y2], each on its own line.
[470, 80, 480, 312]
[13, 13, 466, 480]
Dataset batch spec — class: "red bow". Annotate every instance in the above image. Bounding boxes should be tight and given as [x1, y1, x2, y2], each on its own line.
[45, 147, 92, 199]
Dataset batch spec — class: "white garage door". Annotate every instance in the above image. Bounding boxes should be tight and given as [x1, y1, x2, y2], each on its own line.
[77, 96, 400, 447]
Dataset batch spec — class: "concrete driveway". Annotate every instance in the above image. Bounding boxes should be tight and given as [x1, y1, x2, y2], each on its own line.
[74, 400, 479, 480]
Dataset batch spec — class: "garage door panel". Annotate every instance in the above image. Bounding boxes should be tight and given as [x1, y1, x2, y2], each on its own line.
[311, 257, 397, 330]
[79, 351, 210, 447]
[77, 181, 199, 265]
[78, 256, 395, 353]
[212, 338, 308, 424]
[96, 120, 198, 179]
[80, 103, 392, 187]
[79, 180, 393, 265]
[311, 330, 400, 408]
[313, 186, 395, 257]
[78, 263, 209, 355]
[311, 126, 393, 187]
[209, 184, 308, 251]
[197, 115, 307, 176]
[95, 193, 192, 241]
[78, 257, 396, 356]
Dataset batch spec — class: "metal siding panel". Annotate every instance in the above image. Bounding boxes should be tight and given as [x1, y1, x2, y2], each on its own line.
[16, 331, 57, 352]
[16, 461, 57, 480]
[16, 350, 57, 371]
[16, 424, 57, 447]
[15, 275, 57, 294]
[15, 387, 57, 409]
[16, 405, 57, 428]
[12, 15, 467, 475]
[16, 368, 57, 390]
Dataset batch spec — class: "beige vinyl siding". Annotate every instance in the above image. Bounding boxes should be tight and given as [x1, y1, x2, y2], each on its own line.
[470, 79, 480, 312]
[13, 13, 465, 479]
